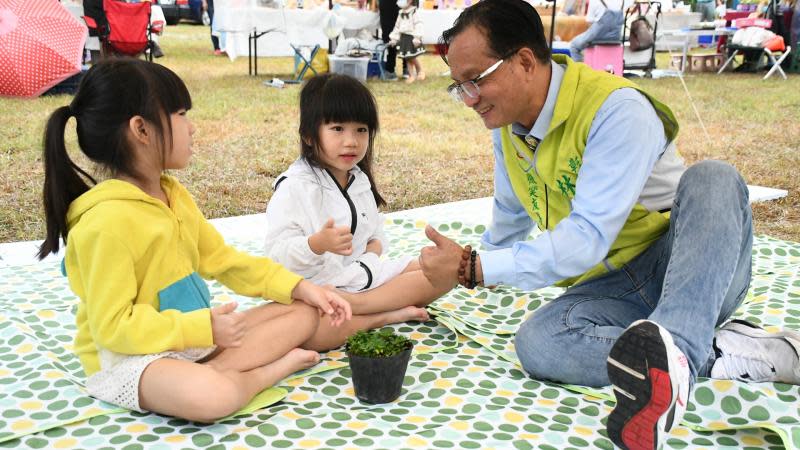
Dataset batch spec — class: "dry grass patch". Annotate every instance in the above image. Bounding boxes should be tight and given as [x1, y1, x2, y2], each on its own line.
[0, 24, 797, 243]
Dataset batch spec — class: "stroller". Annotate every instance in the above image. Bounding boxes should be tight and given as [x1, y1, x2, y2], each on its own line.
[83, 0, 163, 62]
[622, 1, 661, 77]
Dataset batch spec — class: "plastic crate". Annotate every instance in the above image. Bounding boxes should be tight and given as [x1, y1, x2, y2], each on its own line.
[328, 55, 370, 82]
[367, 60, 382, 78]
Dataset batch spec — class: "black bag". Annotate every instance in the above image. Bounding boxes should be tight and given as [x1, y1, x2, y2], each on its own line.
[629, 16, 654, 51]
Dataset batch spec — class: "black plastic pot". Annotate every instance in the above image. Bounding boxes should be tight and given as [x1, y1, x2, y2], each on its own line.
[347, 344, 413, 404]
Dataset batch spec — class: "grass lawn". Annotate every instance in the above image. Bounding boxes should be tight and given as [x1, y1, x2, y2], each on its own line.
[0, 24, 797, 244]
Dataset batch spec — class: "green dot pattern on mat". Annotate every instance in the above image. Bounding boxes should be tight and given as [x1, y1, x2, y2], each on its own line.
[1, 222, 800, 449]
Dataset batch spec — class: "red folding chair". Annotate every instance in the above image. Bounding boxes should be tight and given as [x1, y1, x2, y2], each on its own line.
[83, 0, 157, 61]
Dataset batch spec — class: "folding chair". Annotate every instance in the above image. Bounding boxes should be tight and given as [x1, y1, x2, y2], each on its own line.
[370, 43, 388, 80]
[83, 0, 158, 62]
[284, 44, 321, 84]
[718, 44, 792, 79]
[621, 1, 661, 77]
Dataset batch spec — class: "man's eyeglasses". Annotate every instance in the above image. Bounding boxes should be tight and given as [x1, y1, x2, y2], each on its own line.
[447, 54, 511, 103]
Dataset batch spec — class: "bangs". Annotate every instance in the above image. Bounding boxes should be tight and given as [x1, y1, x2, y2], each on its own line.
[320, 77, 378, 130]
[150, 64, 193, 113]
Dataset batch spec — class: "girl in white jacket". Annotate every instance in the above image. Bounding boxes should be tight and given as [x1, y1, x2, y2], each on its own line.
[265, 73, 450, 336]
[389, 0, 425, 83]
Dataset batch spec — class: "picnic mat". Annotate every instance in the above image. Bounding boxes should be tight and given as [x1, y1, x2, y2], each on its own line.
[0, 217, 799, 449]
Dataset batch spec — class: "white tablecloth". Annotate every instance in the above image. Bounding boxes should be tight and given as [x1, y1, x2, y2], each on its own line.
[214, 6, 380, 58]
[214, 4, 467, 58]
[418, 9, 462, 45]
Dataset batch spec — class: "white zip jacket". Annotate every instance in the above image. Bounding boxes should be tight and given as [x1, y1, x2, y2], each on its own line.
[264, 158, 411, 292]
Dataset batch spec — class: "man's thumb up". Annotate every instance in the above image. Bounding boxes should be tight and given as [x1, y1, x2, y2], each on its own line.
[425, 224, 447, 246]
[323, 218, 335, 229]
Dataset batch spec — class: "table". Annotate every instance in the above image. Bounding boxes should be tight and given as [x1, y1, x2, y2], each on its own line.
[658, 27, 736, 74]
[214, 5, 590, 60]
[416, 10, 589, 44]
[653, 12, 702, 51]
[214, 5, 379, 59]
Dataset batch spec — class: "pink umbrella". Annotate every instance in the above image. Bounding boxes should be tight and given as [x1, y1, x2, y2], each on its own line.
[0, 0, 87, 97]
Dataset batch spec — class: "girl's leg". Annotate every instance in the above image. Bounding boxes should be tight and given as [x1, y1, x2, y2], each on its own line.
[304, 306, 430, 351]
[138, 349, 319, 423]
[339, 267, 450, 315]
[414, 57, 425, 80]
[203, 301, 320, 372]
[405, 57, 417, 83]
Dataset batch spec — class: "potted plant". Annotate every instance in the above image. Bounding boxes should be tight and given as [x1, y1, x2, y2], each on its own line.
[345, 329, 413, 404]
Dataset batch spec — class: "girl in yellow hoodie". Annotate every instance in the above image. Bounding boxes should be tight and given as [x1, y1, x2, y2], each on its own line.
[37, 59, 352, 423]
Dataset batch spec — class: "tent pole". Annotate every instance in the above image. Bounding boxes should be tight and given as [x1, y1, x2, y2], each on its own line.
[548, 0, 557, 49]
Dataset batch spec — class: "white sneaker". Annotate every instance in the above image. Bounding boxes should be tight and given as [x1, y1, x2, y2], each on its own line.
[711, 319, 800, 384]
[607, 320, 691, 450]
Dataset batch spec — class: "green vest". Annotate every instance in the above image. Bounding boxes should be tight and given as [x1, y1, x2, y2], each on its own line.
[501, 55, 680, 287]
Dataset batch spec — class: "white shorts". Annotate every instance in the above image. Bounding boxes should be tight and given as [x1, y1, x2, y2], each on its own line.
[85, 346, 216, 412]
[335, 255, 415, 293]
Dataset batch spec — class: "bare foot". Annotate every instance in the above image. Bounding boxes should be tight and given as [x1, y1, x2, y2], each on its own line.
[405, 74, 417, 84]
[384, 306, 430, 324]
[417, 71, 426, 81]
[283, 348, 321, 371]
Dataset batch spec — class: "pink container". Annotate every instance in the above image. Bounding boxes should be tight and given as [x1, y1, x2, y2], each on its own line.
[584, 43, 623, 76]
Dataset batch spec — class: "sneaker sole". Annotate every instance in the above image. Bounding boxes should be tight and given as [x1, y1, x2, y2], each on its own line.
[607, 321, 679, 450]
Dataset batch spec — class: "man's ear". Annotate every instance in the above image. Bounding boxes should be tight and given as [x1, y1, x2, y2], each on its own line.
[517, 48, 538, 74]
[128, 116, 150, 145]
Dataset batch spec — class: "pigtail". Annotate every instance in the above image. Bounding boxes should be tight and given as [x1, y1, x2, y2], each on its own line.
[38, 106, 96, 259]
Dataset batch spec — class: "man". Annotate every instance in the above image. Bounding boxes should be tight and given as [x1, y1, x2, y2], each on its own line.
[569, 0, 631, 62]
[418, 0, 800, 449]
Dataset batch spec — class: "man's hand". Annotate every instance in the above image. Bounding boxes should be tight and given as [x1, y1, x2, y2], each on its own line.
[308, 218, 353, 255]
[210, 302, 246, 348]
[365, 238, 382, 256]
[419, 225, 462, 289]
[292, 280, 352, 327]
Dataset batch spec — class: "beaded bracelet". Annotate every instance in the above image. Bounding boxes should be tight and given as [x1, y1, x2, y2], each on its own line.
[458, 245, 471, 287]
[469, 250, 483, 289]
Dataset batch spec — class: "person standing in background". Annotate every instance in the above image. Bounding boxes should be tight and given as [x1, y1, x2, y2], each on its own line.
[202, 0, 223, 55]
[379, 0, 409, 80]
[389, 0, 426, 83]
[695, 0, 716, 22]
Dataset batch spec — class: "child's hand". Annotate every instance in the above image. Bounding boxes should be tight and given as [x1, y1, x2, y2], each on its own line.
[293, 280, 352, 327]
[365, 238, 382, 256]
[210, 302, 246, 348]
[412, 37, 421, 47]
[309, 218, 353, 256]
[389, 39, 398, 47]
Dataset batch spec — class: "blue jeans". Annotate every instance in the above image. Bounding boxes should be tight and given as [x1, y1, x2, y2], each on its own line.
[515, 161, 753, 387]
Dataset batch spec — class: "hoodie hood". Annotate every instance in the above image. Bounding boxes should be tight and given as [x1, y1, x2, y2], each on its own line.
[66, 177, 170, 230]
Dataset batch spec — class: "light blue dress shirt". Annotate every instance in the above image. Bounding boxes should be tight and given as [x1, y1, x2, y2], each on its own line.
[480, 61, 670, 290]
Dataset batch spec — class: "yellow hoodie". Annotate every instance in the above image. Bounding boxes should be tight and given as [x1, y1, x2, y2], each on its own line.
[64, 175, 303, 376]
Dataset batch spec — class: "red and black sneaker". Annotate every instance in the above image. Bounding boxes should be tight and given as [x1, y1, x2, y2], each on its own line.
[606, 320, 690, 450]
